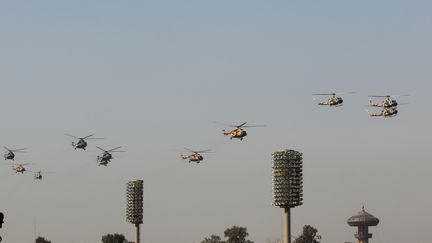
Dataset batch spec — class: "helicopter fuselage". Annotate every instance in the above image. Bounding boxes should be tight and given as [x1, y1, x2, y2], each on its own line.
[370, 99, 398, 108]
[4, 152, 14, 160]
[72, 139, 87, 150]
[13, 165, 26, 173]
[97, 152, 112, 165]
[369, 107, 398, 117]
[222, 128, 247, 140]
[182, 153, 204, 163]
[34, 172, 42, 180]
[317, 97, 343, 106]
[98, 160, 109, 166]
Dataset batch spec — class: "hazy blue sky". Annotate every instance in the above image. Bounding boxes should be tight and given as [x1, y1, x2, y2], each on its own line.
[0, 1, 431, 242]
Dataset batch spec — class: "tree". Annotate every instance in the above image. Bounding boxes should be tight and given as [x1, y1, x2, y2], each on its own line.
[35, 236, 51, 243]
[201, 235, 224, 243]
[224, 226, 254, 243]
[199, 226, 254, 243]
[101, 233, 128, 243]
[293, 225, 321, 243]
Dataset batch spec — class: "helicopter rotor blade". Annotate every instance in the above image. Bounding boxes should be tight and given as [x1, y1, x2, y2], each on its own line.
[312, 93, 335, 96]
[184, 148, 196, 153]
[368, 95, 390, 98]
[237, 122, 247, 128]
[334, 92, 356, 95]
[10, 148, 27, 152]
[17, 163, 31, 166]
[195, 149, 215, 154]
[96, 146, 106, 152]
[64, 133, 79, 139]
[82, 134, 104, 140]
[242, 125, 267, 128]
[30, 171, 52, 174]
[213, 121, 238, 127]
[369, 94, 410, 98]
[3, 146, 11, 151]
[107, 147, 123, 152]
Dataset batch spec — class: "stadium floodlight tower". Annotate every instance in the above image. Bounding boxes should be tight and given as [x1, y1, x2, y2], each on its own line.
[347, 206, 379, 243]
[272, 149, 303, 243]
[126, 180, 143, 243]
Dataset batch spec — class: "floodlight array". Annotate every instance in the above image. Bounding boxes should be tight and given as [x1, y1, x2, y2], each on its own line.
[126, 180, 143, 224]
[272, 149, 303, 208]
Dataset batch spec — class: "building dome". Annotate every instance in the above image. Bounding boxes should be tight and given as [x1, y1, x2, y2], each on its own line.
[347, 206, 379, 227]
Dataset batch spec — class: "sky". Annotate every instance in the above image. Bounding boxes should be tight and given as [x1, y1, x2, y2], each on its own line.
[0, 1, 431, 242]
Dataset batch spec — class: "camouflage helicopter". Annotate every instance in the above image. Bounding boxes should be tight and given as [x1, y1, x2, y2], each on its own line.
[11, 163, 30, 173]
[218, 122, 266, 140]
[181, 148, 214, 163]
[65, 134, 103, 150]
[313, 92, 356, 106]
[368, 94, 409, 108]
[96, 146, 125, 166]
[3, 146, 26, 161]
[366, 107, 398, 117]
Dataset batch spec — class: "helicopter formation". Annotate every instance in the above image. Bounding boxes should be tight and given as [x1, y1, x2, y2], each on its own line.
[3, 124, 269, 179]
[179, 122, 267, 163]
[2, 134, 126, 180]
[3, 148, 49, 180]
[2, 93, 409, 175]
[65, 133, 125, 167]
[313, 92, 409, 118]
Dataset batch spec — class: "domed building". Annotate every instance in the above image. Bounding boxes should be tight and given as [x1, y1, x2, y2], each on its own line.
[347, 206, 379, 243]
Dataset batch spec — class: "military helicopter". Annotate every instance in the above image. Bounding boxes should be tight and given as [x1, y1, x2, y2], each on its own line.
[96, 146, 125, 166]
[11, 163, 30, 173]
[32, 170, 50, 180]
[368, 94, 409, 108]
[366, 107, 398, 117]
[3, 146, 26, 161]
[181, 148, 214, 163]
[218, 122, 266, 140]
[65, 134, 103, 150]
[313, 92, 356, 106]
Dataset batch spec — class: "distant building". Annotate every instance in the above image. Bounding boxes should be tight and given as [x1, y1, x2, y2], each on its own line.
[347, 206, 379, 243]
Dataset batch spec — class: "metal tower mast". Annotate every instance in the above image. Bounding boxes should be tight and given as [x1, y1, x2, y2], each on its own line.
[126, 180, 143, 243]
[272, 149, 303, 243]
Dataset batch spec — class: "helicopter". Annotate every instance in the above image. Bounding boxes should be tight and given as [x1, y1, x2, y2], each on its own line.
[96, 146, 125, 166]
[3, 146, 26, 161]
[32, 170, 50, 180]
[368, 94, 409, 108]
[219, 122, 266, 140]
[366, 107, 398, 117]
[11, 163, 30, 173]
[65, 134, 103, 150]
[313, 92, 356, 106]
[181, 148, 214, 163]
